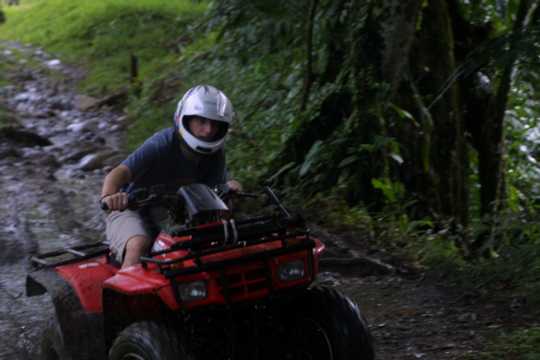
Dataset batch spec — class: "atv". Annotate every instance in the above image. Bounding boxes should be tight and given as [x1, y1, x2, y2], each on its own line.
[26, 183, 374, 360]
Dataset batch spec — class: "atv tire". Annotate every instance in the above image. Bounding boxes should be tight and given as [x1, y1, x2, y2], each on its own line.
[285, 286, 375, 360]
[40, 314, 68, 360]
[109, 321, 187, 360]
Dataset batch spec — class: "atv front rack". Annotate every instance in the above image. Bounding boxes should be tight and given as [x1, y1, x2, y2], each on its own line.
[30, 241, 110, 268]
[160, 235, 314, 278]
[140, 213, 312, 277]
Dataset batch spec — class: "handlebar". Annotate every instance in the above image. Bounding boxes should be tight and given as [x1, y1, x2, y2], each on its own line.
[100, 184, 289, 220]
[100, 185, 258, 212]
[100, 188, 175, 212]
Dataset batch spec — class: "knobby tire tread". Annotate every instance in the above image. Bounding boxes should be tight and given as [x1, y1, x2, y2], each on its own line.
[295, 285, 375, 360]
[109, 321, 186, 360]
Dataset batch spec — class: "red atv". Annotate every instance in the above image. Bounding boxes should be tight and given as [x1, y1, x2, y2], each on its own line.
[27, 184, 374, 360]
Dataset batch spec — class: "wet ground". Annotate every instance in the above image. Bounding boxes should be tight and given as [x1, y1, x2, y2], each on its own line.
[0, 41, 125, 359]
[1, 42, 538, 360]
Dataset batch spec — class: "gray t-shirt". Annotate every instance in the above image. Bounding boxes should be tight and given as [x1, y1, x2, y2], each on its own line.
[121, 127, 227, 194]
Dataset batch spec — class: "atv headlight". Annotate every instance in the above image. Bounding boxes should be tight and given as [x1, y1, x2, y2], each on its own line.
[278, 260, 305, 281]
[177, 280, 207, 302]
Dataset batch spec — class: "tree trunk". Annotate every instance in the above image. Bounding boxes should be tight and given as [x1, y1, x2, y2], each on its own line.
[403, 0, 468, 229]
[344, 0, 422, 206]
[378, 1, 423, 97]
[470, 0, 534, 256]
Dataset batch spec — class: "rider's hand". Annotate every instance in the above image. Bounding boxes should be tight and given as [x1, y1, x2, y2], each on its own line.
[101, 192, 129, 211]
[226, 180, 243, 193]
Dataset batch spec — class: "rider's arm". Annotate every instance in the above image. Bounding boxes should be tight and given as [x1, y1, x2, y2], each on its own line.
[101, 164, 132, 210]
[101, 131, 164, 210]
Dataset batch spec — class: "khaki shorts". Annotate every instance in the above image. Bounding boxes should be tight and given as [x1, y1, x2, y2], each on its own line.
[106, 209, 152, 263]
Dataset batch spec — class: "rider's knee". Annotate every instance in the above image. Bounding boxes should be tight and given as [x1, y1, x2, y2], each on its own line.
[125, 235, 151, 254]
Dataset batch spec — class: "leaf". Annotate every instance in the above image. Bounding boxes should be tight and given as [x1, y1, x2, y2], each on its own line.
[359, 143, 375, 153]
[390, 103, 418, 127]
[390, 153, 404, 165]
[371, 178, 385, 190]
[371, 177, 404, 203]
[299, 140, 322, 177]
[267, 161, 295, 183]
[299, 161, 312, 177]
[338, 155, 359, 168]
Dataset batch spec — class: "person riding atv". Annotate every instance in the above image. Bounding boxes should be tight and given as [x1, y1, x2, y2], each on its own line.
[28, 182, 374, 360]
[26, 85, 375, 359]
[100, 85, 241, 268]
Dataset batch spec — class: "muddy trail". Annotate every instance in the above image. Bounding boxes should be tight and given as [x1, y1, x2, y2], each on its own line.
[0, 43, 537, 360]
[0, 42, 126, 359]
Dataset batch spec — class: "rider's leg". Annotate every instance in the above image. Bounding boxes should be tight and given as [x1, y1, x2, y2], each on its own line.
[106, 210, 151, 267]
[122, 235, 152, 268]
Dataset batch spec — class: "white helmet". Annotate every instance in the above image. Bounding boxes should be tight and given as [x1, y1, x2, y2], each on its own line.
[174, 85, 233, 154]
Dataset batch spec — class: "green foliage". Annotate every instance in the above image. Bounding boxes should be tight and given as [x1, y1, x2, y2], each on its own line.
[475, 327, 540, 360]
[170, 1, 313, 184]
[505, 74, 540, 210]
[371, 177, 404, 203]
[0, 0, 206, 95]
[423, 212, 540, 305]
[299, 140, 323, 177]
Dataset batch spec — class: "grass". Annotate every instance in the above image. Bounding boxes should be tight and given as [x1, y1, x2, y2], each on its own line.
[0, 0, 207, 95]
[474, 327, 540, 360]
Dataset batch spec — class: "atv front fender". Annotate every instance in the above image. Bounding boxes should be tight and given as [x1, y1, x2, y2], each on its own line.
[26, 269, 106, 360]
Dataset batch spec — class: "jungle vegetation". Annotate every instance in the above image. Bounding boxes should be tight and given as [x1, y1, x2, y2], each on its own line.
[1, 0, 540, 356]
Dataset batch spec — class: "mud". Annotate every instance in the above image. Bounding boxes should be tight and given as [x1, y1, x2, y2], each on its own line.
[0, 42, 126, 359]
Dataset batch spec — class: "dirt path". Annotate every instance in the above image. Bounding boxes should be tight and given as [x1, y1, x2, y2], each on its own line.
[0, 41, 126, 359]
[1, 42, 537, 360]
[315, 227, 539, 360]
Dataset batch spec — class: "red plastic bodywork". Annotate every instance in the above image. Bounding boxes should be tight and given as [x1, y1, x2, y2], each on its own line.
[56, 256, 117, 313]
[55, 230, 325, 314]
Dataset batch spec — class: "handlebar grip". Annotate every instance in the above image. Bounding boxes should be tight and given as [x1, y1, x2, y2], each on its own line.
[100, 192, 132, 212]
[100, 201, 110, 211]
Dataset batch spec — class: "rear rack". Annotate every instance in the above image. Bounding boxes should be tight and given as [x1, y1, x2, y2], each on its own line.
[30, 241, 110, 268]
